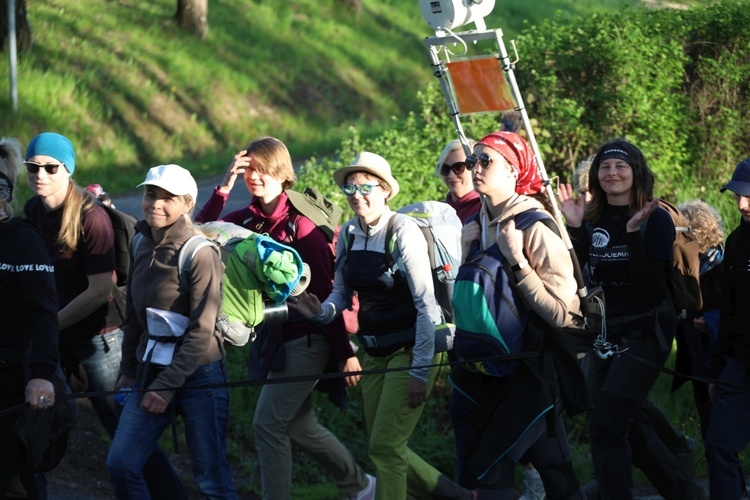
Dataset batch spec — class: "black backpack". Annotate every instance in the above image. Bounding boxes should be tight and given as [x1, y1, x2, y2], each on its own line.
[97, 202, 138, 287]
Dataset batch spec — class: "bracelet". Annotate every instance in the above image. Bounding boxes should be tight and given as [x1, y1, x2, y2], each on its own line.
[510, 260, 528, 272]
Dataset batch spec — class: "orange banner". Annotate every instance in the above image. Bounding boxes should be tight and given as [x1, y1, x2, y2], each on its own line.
[446, 56, 516, 115]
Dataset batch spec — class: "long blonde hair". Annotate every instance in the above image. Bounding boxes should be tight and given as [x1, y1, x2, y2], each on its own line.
[58, 181, 98, 252]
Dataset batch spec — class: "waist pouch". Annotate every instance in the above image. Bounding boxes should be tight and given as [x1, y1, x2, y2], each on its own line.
[358, 323, 455, 357]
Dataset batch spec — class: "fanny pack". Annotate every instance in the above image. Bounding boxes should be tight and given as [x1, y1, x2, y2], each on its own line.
[357, 323, 455, 357]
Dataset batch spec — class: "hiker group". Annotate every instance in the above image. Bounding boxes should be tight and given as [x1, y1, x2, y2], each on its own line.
[1, 128, 750, 500]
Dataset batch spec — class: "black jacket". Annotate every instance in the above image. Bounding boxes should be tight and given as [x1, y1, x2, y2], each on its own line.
[0, 218, 59, 382]
[711, 220, 750, 377]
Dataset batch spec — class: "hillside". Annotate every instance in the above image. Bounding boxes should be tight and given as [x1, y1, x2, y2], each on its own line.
[0, 0, 695, 195]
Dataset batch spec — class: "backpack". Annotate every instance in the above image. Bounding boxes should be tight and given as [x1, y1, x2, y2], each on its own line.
[285, 187, 343, 251]
[345, 201, 463, 352]
[651, 199, 702, 314]
[172, 222, 307, 347]
[284, 187, 360, 334]
[98, 203, 137, 320]
[99, 203, 138, 287]
[452, 210, 559, 377]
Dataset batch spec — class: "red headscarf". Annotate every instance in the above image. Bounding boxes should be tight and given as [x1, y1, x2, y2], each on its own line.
[476, 132, 543, 195]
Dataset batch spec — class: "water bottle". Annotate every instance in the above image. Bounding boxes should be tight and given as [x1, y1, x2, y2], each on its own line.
[114, 386, 135, 406]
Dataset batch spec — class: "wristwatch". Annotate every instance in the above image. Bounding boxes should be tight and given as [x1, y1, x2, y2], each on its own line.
[510, 260, 528, 272]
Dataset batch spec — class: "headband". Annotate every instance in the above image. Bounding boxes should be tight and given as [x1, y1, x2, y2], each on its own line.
[477, 131, 543, 195]
[600, 147, 630, 163]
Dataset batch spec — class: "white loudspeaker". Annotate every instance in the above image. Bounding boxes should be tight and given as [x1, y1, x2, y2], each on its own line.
[419, 0, 496, 32]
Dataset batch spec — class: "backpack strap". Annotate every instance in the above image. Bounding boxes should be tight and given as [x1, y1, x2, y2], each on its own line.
[177, 236, 215, 290]
[285, 211, 301, 244]
[383, 213, 405, 271]
[514, 209, 559, 237]
[130, 232, 145, 258]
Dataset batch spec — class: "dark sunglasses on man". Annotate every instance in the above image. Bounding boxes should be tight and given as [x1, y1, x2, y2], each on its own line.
[24, 161, 64, 175]
[440, 161, 467, 177]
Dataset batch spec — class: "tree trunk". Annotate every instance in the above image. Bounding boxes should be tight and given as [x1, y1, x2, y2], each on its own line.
[338, 0, 362, 15]
[1, 0, 33, 53]
[175, 0, 208, 40]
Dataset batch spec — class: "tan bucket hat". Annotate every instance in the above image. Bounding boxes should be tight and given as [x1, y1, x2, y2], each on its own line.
[333, 152, 400, 201]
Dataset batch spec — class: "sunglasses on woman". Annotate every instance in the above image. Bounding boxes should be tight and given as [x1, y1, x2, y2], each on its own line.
[440, 161, 467, 176]
[24, 161, 64, 175]
[465, 153, 494, 170]
[341, 183, 381, 196]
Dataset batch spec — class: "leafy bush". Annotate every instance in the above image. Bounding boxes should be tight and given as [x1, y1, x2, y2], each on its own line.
[516, 1, 750, 224]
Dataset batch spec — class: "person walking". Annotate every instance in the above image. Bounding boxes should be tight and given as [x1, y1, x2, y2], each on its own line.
[705, 158, 750, 500]
[558, 139, 705, 499]
[196, 137, 374, 500]
[293, 151, 473, 500]
[106, 164, 237, 499]
[0, 137, 60, 499]
[449, 131, 587, 499]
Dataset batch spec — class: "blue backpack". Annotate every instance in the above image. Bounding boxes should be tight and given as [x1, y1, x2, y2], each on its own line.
[453, 210, 559, 377]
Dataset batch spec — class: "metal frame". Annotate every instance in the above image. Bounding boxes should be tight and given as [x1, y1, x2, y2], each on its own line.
[424, 28, 591, 301]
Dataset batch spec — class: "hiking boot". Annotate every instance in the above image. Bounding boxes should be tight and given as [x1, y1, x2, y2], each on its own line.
[582, 479, 599, 500]
[519, 467, 546, 500]
[348, 474, 376, 500]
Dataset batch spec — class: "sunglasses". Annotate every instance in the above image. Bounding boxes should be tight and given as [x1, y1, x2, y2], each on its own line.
[24, 161, 64, 175]
[440, 161, 467, 176]
[341, 183, 381, 196]
[465, 153, 494, 170]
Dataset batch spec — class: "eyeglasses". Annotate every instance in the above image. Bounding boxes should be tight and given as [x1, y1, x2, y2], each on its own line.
[440, 161, 467, 177]
[465, 153, 494, 171]
[341, 183, 381, 196]
[24, 161, 64, 175]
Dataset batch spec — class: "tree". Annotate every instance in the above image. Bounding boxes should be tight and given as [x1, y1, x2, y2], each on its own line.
[175, 0, 208, 39]
[1, 0, 32, 53]
[338, 0, 362, 15]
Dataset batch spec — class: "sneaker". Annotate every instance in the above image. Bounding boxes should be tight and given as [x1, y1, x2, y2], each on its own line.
[349, 474, 376, 500]
[519, 467, 546, 500]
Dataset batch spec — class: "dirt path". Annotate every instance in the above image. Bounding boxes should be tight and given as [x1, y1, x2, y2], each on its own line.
[45, 401, 204, 499]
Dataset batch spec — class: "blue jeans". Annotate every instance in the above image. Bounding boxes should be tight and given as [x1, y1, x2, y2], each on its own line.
[73, 330, 185, 499]
[705, 358, 750, 500]
[75, 329, 123, 436]
[107, 360, 237, 499]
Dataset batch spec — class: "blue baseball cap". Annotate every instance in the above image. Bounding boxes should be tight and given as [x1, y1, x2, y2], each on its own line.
[25, 132, 76, 175]
[721, 158, 750, 196]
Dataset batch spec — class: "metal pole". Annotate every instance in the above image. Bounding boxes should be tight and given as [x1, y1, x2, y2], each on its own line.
[426, 44, 473, 157]
[7, 0, 19, 113]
